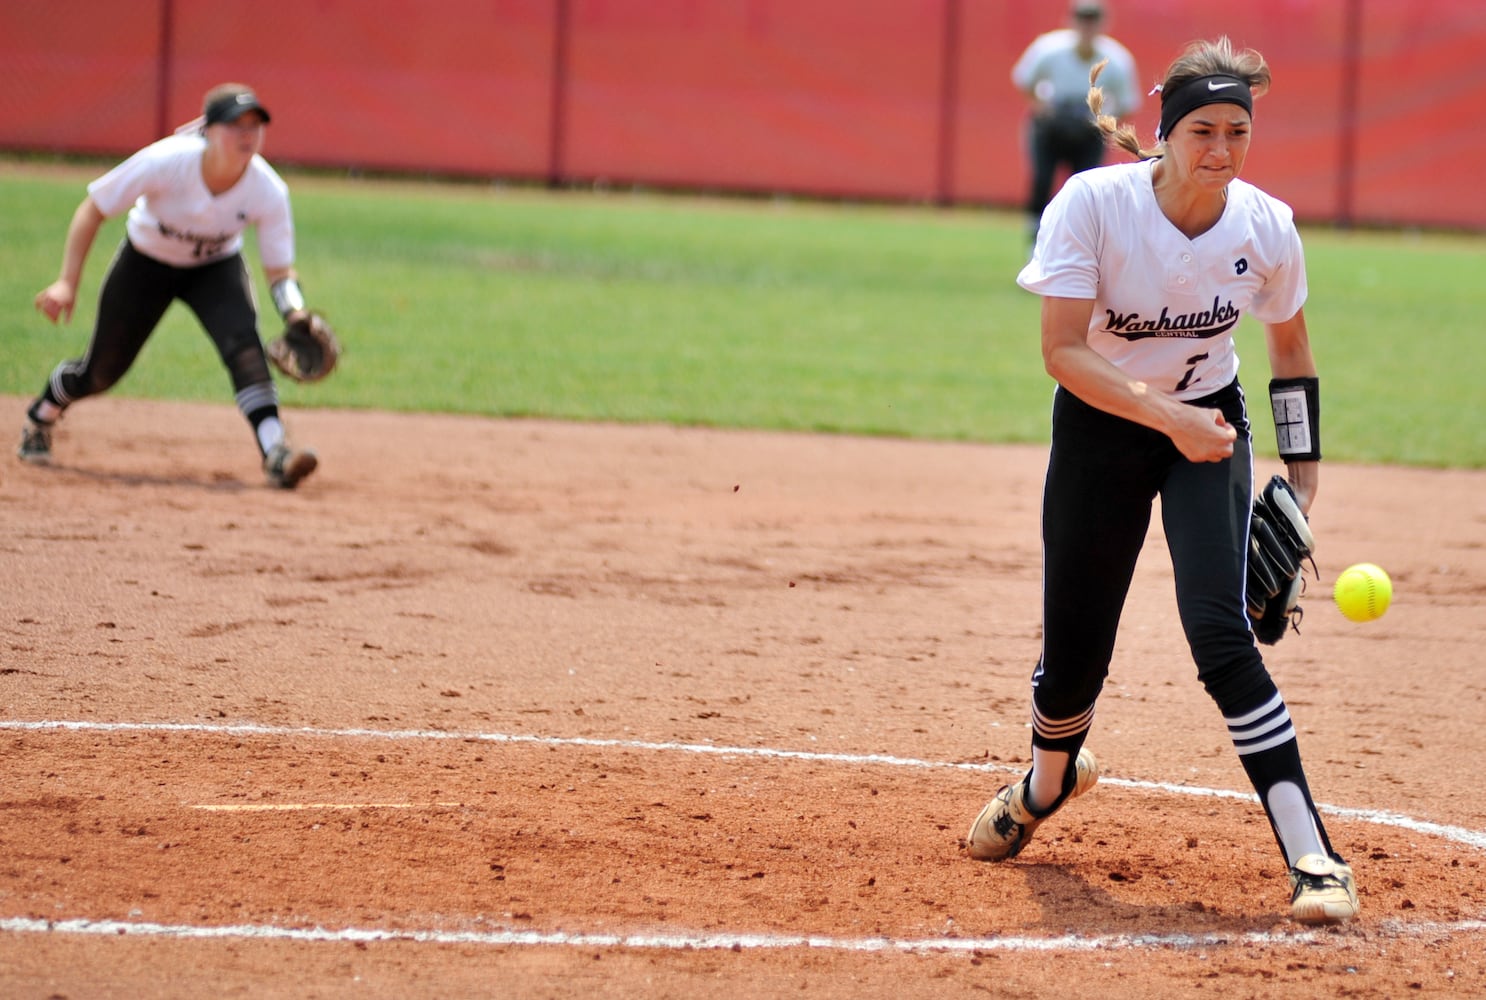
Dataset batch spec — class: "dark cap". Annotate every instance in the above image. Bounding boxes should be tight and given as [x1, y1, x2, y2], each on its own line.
[202, 84, 271, 126]
[1072, 0, 1105, 17]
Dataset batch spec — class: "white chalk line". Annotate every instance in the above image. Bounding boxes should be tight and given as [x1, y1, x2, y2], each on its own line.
[6, 718, 1484, 851]
[3, 914, 1484, 955]
[5, 717, 1486, 959]
[190, 802, 464, 813]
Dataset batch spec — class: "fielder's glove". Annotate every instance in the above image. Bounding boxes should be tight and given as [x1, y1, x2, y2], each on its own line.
[1246, 475, 1317, 645]
[267, 310, 340, 383]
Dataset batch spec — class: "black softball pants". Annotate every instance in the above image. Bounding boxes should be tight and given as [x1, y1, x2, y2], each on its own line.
[45, 241, 271, 407]
[1030, 380, 1278, 752]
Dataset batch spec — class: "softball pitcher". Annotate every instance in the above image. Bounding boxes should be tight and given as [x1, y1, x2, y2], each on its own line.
[966, 37, 1357, 925]
[22, 83, 319, 489]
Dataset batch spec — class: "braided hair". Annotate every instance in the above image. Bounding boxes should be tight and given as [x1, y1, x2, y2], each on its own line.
[1089, 36, 1272, 160]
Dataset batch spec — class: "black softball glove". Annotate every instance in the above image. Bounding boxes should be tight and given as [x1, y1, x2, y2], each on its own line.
[1246, 475, 1317, 645]
[267, 310, 340, 383]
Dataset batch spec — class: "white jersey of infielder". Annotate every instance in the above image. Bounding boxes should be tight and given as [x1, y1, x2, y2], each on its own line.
[1018, 158, 1307, 402]
[87, 132, 295, 270]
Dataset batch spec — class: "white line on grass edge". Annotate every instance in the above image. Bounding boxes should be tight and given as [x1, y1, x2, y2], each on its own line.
[4, 718, 1485, 956]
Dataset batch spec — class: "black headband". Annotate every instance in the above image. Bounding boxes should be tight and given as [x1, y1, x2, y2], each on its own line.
[1157, 74, 1252, 141]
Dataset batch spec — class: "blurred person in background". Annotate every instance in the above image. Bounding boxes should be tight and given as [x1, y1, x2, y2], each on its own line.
[22, 83, 319, 489]
[1012, 0, 1140, 243]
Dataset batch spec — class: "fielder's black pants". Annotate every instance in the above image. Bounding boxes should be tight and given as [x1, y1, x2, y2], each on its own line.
[42, 241, 271, 408]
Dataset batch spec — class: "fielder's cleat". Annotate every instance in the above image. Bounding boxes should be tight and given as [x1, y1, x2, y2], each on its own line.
[18, 420, 53, 465]
[966, 748, 1098, 861]
[263, 442, 318, 490]
[1288, 853, 1358, 925]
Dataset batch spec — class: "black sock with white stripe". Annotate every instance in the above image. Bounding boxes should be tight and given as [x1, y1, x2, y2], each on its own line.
[234, 381, 283, 457]
[1226, 691, 1333, 865]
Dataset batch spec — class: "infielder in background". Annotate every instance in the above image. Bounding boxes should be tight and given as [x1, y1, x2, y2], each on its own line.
[1011, 0, 1139, 243]
[22, 83, 319, 489]
[966, 37, 1358, 924]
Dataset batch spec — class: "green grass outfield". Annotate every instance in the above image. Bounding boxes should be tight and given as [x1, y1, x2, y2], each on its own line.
[3, 158, 1482, 468]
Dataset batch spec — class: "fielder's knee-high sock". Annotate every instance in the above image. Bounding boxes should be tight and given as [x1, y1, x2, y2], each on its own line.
[29, 397, 63, 425]
[254, 416, 286, 456]
[235, 382, 283, 456]
[31, 360, 89, 424]
[1226, 692, 1332, 865]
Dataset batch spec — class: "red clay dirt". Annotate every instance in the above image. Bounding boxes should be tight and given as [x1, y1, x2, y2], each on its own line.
[2, 394, 1484, 998]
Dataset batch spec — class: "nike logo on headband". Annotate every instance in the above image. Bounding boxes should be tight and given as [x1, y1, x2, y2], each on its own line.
[1208, 80, 1239, 91]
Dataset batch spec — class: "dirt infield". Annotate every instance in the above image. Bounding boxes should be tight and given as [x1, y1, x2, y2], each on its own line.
[2, 394, 1484, 999]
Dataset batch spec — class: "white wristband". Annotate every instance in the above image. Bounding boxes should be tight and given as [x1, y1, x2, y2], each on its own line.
[270, 278, 306, 318]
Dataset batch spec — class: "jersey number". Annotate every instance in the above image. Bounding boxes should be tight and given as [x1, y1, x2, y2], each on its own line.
[1175, 352, 1209, 393]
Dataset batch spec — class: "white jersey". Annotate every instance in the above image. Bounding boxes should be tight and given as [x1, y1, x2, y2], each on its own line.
[1017, 159, 1307, 401]
[1011, 29, 1141, 118]
[86, 133, 295, 270]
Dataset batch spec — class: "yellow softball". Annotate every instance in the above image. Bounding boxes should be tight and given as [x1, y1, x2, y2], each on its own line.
[1333, 563, 1392, 623]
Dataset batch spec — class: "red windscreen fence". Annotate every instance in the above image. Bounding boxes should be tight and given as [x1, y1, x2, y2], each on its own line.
[3, 0, 1484, 229]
